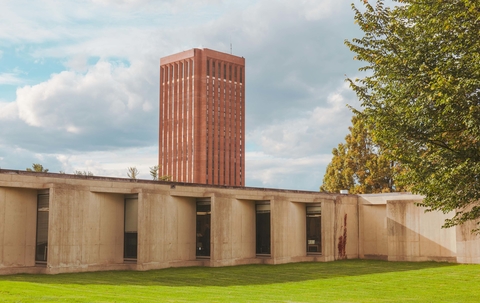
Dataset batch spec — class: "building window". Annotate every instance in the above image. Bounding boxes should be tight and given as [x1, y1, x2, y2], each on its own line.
[306, 205, 321, 254]
[124, 196, 138, 260]
[229, 65, 232, 81]
[207, 59, 210, 76]
[217, 62, 221, 79]
[196, 199, 211, 257]
[240, 67, 243, 83]
[223, 63, 226, 80]
[35, 193, 49, 262]
[256, 201, 270, 255]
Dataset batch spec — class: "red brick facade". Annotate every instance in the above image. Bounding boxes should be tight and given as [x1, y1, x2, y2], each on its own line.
[159, 48, 245, 186]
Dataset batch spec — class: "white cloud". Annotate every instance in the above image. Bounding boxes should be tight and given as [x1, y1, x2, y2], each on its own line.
[0, 101, 18, 120]
[0, 0, 364, 191]
[53, 145, 159, 179]
[0, 73, 23, 85]
[246, 151, 332, 190]
[248, 82, 358, 158]
[15, 60, 156, 132]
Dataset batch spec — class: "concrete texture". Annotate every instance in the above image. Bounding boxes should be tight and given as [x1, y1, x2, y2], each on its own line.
[360, 194, 457, 262]
[0, 170, 479, 275]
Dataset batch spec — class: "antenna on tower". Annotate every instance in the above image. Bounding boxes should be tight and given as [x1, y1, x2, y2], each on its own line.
[230, 42, 232, 54]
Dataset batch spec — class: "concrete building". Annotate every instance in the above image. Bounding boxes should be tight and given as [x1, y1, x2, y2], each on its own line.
[159, 48, 245, 186]
[1, 169, 479, 275]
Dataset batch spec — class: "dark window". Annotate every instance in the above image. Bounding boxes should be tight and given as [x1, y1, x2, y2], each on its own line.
[217, 62, 221, 79]
[196, 199, 211, 257]
[207, 59, 210, 76]
[256, 202, 270, 255]
[229, 65, 232, 81]
[306, 205, 321, 254]
[124, 197, 138, 260]
[223, 64, 226, 80]
[35, 194, 49, 262]
[240, 67, 243, 83]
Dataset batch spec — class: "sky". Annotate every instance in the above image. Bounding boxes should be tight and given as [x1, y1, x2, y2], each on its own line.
[0, 0, 366, 191]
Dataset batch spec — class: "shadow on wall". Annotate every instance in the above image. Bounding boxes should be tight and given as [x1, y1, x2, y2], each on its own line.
[0, 260, 458, 287]
[387, 219, 457, 262]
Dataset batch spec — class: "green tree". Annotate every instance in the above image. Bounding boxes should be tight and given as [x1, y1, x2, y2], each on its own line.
[158, 175, 172, 181]
[75, 170, 94, 176]
[345, 1, 480, 230]
[26, 163, 49, 173]
[320, 115, 404, 194]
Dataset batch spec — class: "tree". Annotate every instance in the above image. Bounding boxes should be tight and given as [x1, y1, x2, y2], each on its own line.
[75, 170, 94, 176]
[158, 175, 172, 181]
[26, 163, 49, 173]
[127, 167, 139, 180]
[150, 165, 172, 181]
[149, 165, 159, 180]
[320, 115, 404, 194]
[345, 1, 480, 230]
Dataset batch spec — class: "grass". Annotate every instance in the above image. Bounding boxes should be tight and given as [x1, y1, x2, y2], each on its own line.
[0, 260, 479, 302]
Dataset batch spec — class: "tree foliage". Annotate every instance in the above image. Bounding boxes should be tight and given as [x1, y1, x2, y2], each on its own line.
[320, 115, 404, 194]
[26, 163, 49, 173]
[345, 1, 480, 230]
[75, 170, 94, 176]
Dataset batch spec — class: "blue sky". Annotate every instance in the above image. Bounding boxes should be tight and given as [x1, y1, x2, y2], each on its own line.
[0, 0, 366, 191]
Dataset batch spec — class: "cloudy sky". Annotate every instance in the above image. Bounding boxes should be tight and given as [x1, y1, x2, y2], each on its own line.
[0, 0, 366, 191]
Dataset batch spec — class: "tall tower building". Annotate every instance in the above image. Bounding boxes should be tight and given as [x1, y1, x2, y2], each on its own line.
[159, 48, 245, 186]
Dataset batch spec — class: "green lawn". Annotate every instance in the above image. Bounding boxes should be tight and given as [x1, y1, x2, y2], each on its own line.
[0, 260, 479, 302]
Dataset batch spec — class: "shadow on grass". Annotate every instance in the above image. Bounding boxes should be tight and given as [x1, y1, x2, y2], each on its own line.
[0, 260, 458, 287]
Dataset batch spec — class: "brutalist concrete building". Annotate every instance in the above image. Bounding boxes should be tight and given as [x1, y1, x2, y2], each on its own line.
[0, 170, 479, 275]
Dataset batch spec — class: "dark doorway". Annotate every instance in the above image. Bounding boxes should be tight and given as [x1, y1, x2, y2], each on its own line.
[35, 194, 49, 262]
[124, 196, 138, 260]
[196, 199, 211, 257]
[306, 205, 321, 254]
[256, 202, 271, 255]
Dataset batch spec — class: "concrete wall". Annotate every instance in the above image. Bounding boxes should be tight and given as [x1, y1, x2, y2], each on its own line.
[456, 217, 480, 264]
[333, 195, 359, 260]
[211, 196, 256, 267]
[359, 204, 387, 260]
[47, 186, 127, 274]
[0, 187, 37, 270]
[2, 170, 479, 275]
[271, 196, 305, 264]
[387, 200, 456, 262]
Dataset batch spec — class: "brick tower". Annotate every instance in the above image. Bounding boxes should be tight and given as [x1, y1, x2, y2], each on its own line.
[159, 48, 245, 186]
